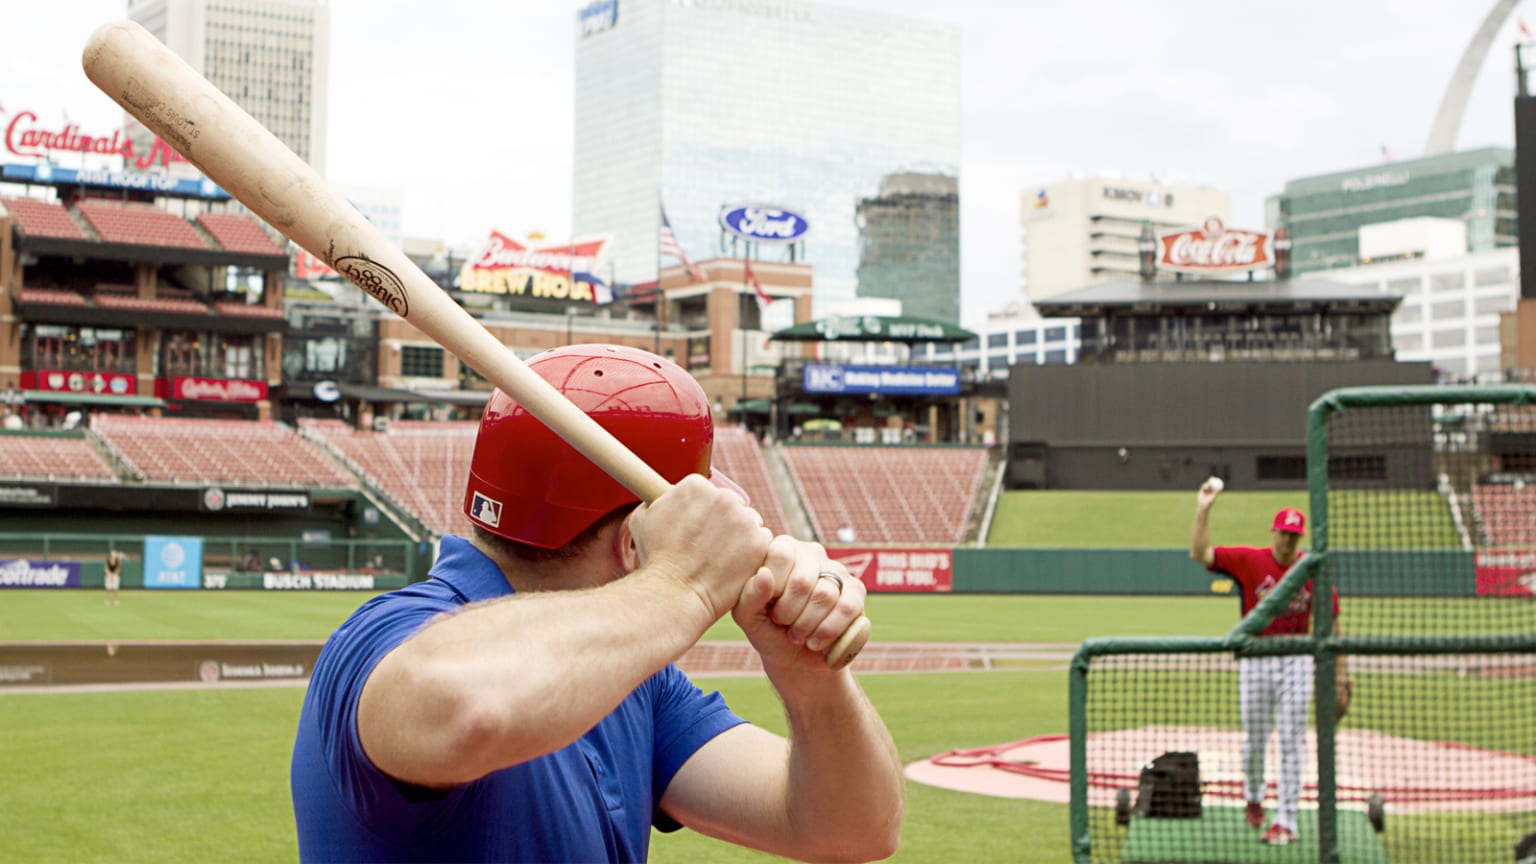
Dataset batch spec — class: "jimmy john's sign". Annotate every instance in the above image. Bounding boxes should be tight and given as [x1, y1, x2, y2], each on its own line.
[1157, 217, 1272, 275]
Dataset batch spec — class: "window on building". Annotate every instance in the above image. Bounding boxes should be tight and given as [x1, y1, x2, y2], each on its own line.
[1393, 304, 1422, 325]
[1017, 330, 1037, 345]
[1045, 326, 1066, 342]
[988, 333, 1008, 348]
[1431, 272, 1464, 293]
[1044, 349, 1067, 364]
[1431, 300, 1465, 320]
[1474, 295, 1512, 316]
[1432, 329, 1466, 349]
[1327, 454, 1387, 482]
[1256, 455, 1307, 481]
[400, 345, 445, 378]
[1474, 267, 1511, 286]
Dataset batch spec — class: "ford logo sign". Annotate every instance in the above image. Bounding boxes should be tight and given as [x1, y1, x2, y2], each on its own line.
[719, 206, 809, 242]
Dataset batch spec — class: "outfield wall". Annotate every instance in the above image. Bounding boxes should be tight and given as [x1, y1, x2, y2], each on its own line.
[835, 548, 1482, 597]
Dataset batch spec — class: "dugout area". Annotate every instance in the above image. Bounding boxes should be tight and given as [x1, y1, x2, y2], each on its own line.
[1069, 385, 1536, 864]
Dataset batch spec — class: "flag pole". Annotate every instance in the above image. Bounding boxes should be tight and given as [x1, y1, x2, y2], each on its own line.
[654, 203, 663, 355]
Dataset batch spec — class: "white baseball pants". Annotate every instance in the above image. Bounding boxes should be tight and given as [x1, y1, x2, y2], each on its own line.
[1239, 654, 1314, 832]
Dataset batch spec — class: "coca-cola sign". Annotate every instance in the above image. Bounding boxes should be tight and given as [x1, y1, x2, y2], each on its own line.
[1157, 217, 1272, 274]
[172, 377, 268, 402]
[719, 206, 809, 243]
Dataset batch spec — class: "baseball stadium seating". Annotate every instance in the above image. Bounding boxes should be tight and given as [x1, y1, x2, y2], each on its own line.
[195, 213, 286, 256]
[0, 432, 120, 482]
[301, 419, 478, 537]
[781, 445, 988, 544]
[1470, 482, 1536, 544]
[91, 415, 354, 487]
[75, 200, 209, 250]
[710, 425, 792, 536]
[17, 287, 88, 306]
[2, 196, 89, 240]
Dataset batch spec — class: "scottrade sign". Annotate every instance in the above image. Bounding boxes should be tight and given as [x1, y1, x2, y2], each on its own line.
[803, 364, 960, 396]
[719, 206, 809, 242]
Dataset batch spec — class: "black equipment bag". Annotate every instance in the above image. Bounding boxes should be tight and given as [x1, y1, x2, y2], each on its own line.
[1133, 751, 1202, 819]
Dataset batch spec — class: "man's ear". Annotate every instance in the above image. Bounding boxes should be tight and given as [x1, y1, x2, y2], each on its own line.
[615, 514, 641, 571]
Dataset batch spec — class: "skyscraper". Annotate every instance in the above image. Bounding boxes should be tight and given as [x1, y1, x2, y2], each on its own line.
[572, 0, 960, 314]
[127, 0, 330, 176]
[1265, 148, 1516, 276]
[856, 172, 959, 323]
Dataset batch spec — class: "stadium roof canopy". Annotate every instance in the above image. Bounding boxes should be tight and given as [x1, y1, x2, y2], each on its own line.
[1033, 278, 1403, 316]
[770, 314, 975, 343]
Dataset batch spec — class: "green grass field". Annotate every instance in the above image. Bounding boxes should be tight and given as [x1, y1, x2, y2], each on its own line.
[0, 589, 1242, 644]
[0, 490, 1500, 862]
[2, 588, 1095, 864]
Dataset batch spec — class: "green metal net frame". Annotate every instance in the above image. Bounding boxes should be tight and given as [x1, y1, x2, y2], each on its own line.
[1068, 384, 1536, 864]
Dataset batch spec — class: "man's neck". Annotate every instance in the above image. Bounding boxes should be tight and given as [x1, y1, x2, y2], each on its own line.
[470, 533, 617, 595]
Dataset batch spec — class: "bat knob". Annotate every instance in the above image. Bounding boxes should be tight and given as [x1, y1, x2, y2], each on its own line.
[824, 615, 872, 670]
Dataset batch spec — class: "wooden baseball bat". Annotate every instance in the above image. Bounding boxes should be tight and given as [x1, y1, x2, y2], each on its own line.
[81, 18, 869, 670]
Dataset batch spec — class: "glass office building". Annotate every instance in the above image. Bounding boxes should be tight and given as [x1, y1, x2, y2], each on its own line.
[1266, 147, 1516, 276]
[572, 0, 960, 314]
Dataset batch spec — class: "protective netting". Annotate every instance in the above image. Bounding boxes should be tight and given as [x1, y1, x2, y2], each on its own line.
[1073, 390, 1536, 864]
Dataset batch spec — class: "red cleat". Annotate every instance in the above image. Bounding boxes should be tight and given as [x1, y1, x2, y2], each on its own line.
[1261, 824, 1296, 846]
[1245, 802, 1265, 829]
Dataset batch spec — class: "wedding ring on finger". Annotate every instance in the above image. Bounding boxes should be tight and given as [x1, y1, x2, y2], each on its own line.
[817, 570, 844, 592]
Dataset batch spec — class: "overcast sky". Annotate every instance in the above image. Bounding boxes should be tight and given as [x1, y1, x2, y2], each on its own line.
[3, 1, 1527, 325]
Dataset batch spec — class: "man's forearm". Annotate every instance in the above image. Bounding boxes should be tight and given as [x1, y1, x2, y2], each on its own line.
[361, 568, 716, 786]
[1191, 506, 1213, 564]
[780, 672, 903, 861]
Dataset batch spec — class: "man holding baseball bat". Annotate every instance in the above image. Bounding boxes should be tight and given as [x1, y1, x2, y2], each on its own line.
[291, 345, 902, 863]
[1190, 478, 1349, 847]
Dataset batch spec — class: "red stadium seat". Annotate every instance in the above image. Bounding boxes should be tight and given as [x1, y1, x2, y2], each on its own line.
[302, 419, 478, 537]
[91, 415, 353, 487]
[781, 445, 988, 544]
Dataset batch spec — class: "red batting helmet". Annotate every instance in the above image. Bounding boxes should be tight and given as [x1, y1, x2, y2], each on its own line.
[463, 344, 714, 549]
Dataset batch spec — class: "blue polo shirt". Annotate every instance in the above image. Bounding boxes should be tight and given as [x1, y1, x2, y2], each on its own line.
[291, 536, 746, 863]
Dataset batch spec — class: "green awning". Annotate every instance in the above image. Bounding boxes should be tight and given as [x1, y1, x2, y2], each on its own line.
[21, 392, 166, 408]
[726, 398, 772, 414]
[784, 402, 821, 415]
[769, 314, 975, 343]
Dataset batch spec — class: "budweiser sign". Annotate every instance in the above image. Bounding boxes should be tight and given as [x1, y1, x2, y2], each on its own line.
[1157, 217, 1272, 274]
[172, 377, 268, 402]
[459, 231, 612, 303]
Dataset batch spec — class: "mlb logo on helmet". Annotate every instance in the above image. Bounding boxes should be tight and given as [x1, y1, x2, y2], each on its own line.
[1273, 507, 1306, 534]
[470, 492, 503, 528]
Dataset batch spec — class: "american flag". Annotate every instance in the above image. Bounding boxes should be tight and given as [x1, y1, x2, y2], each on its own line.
[659, 206, 708, 282]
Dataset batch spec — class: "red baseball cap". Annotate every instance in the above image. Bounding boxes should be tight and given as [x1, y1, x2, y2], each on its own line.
[1272, 507, 1306, 534]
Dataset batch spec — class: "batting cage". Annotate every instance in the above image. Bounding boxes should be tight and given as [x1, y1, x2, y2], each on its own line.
[1069, 385, 1536, 864]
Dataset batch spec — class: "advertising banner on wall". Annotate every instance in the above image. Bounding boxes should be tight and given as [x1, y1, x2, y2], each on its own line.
[158, 377, 268, 402]
[0, 559, 81, 589]
[459, 232, 612, 305]
[23, 369, 137, 396]
[1474, 548, 1536, 597]
[143, 536, 203, 590]
[826, 547, 953, 593]
[802, 364, 960, 396]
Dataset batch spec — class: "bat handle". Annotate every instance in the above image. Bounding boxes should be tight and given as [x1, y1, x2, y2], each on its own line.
[824, 614, 871, 670]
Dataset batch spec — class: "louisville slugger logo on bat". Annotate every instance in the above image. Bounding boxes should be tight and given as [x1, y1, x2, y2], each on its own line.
[335, 256, 410, 317]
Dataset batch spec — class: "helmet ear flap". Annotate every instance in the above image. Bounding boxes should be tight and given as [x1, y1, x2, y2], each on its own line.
[462, 344, 714, 550]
